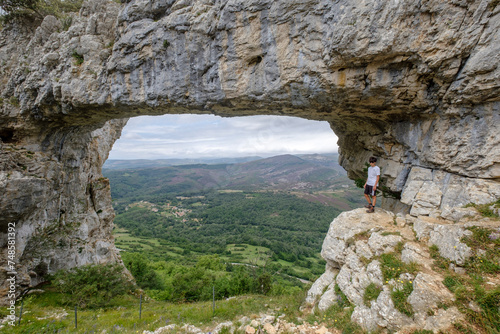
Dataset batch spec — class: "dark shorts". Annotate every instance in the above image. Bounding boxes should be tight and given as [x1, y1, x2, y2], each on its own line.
[364, 185, 375, 196]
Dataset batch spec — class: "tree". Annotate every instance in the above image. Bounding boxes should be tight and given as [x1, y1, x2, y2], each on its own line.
[122, 253, 163, 290]
[0, 0, 83, 21]
[0, 0, 42, 18]
[52, 264, 134, 308]
[196, 254, 224, 271]
[257, 272, 272, 295]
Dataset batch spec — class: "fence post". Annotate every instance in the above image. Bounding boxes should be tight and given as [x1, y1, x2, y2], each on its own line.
[74, 305, 77, 329]
[139, 294, 142, 320]
[212, 286, 215, 316]
[18, 299, 24, 325]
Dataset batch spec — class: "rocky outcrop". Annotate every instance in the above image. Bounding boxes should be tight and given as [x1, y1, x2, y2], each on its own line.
[143, 314, 340, 334]
[0, 119, 127, 297]
[306, 208, 499, 333]
[0, 0, 499, 305]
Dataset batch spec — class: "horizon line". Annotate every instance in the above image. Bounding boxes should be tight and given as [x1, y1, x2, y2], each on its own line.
[106, 152, 339, 161]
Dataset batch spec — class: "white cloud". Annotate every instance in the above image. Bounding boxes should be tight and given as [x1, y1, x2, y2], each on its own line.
[108, 114, 338, 159]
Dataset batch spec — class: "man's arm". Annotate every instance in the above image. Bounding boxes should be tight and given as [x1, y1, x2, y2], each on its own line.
[374, 175, 380, 191]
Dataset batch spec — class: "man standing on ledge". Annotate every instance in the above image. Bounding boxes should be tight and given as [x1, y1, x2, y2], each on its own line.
[364, 157, 380, 213]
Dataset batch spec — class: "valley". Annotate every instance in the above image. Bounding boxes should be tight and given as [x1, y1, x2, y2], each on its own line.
[103, 154, 364, 300]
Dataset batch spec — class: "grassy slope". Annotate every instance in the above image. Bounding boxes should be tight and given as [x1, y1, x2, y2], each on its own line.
[1, 289, 307, 334]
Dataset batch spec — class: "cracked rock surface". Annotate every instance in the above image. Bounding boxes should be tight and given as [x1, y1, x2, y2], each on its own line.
[307, 208, 498, 332]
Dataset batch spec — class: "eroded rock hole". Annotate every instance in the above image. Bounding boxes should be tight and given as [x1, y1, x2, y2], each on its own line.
[248, 55, 263, 66]
[0, 129, 15, 143]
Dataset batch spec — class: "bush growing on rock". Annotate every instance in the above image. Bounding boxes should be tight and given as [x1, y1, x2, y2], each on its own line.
[391, 281, 414, 317]
[0, 0, 83, 22]
[363, 282, 382, 307]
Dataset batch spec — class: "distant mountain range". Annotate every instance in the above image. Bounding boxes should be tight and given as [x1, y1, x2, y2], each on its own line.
[103, 154, 348, 198]
[103, 153, 341, 170]
[103, 156, 264, 169]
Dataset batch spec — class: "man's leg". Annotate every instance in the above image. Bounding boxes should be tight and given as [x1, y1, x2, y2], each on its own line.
[364, 185, 373, 208]
[366, 194, 376, 212]
[364, 193, 372, 206]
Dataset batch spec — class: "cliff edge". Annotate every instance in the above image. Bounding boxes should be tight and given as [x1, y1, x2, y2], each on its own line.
[306, 207, 499, 333]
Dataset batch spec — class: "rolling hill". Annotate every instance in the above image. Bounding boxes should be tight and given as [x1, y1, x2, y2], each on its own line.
[103, 154, 349, 200]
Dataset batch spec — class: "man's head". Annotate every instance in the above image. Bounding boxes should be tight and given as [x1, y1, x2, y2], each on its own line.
[369, 156, 377, 164]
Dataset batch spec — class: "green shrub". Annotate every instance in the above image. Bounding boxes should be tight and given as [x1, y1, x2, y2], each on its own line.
[453, 322, 476, 334]
[477, 286, 500, 330]
[196, 254, 224, 271]
[391, 281, 414, 316]
[0, 0, 40, 18]
[411, 330, 434, 334]
[39, 0, 83, 17]
[354, 163, 370, 189]
[0, 0, 83, 21]
[380, 253, 403, 280]
[380, 253, 418, 281]
[52, 263, 134, 308]
[363, 282, 382, 306]
[257, 272, 272, 295]
[61, 15, 72, 30]
[429, 244, 451, 270]
[394, 241, 404, 253]
[443, 275, 465, 292]
[122, 253, 163, 290]
[461, 226, 500, 275]
[321, 303, 363, 334]
[464, 201, 500, 218]
[171, 266, 216, 301]
[354, 178, 365, 189]
[71, 50, 84, 65]
[334, 284, 351, 308]
[429, 244, 440, 258]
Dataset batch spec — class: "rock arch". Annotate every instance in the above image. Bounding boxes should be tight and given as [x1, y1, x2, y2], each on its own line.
[0, 0, 499, 297]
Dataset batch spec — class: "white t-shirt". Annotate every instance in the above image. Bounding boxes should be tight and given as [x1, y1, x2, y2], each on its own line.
[367, 166, 380, 186]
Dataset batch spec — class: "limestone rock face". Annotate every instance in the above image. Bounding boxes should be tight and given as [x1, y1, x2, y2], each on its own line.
[0, 118, 127, 297]
[308, 208, 497, 333]
[0, 0, 499, 304]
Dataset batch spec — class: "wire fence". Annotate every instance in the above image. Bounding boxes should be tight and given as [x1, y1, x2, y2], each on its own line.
[15, 286, 221, 332]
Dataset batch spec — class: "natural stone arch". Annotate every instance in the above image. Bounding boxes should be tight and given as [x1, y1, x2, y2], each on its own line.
[1, 0, 499, 299]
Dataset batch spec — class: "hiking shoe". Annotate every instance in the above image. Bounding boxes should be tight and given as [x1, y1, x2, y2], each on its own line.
[366, 207, 375, 213]
[364, 204, 373, 208]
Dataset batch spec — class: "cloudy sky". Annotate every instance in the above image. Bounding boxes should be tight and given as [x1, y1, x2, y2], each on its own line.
[108, 114, 339, 160]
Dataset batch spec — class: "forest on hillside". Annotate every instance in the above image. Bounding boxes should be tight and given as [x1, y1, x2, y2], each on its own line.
[104, 155, 364, 302]
[114, 191, 342, 264]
